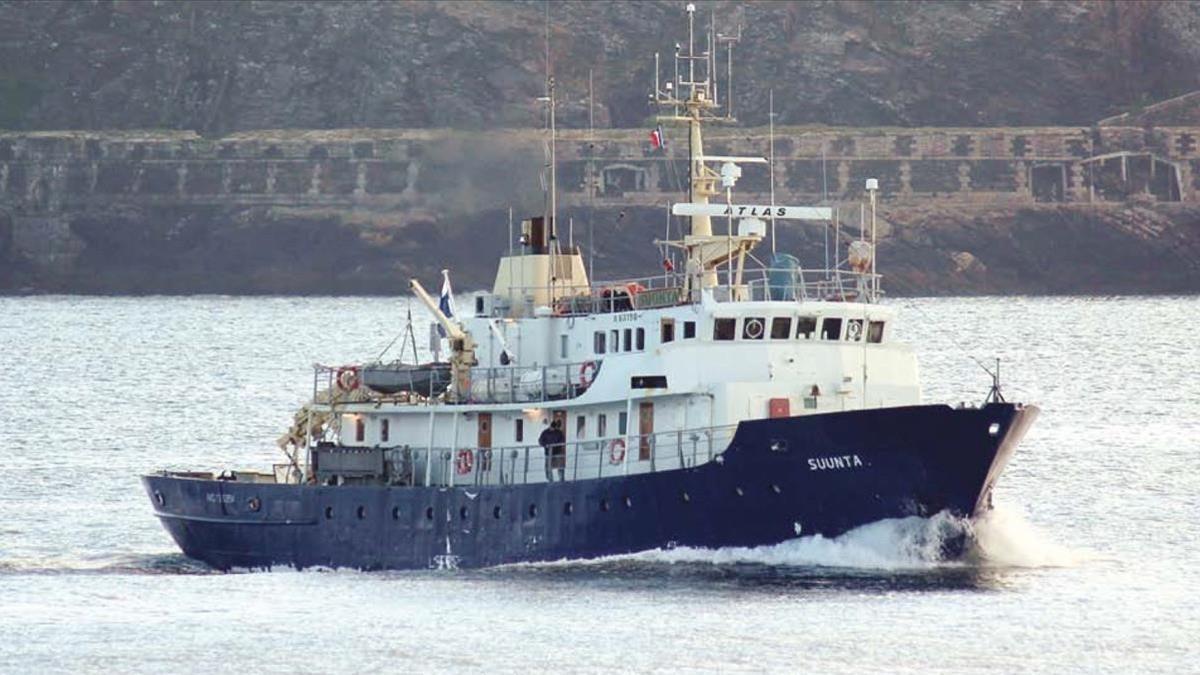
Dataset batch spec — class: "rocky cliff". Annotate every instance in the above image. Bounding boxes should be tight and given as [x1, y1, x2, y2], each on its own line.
[2, 1, 1200, 132]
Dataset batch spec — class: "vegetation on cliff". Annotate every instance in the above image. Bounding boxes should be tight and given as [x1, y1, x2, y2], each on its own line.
[1, 1, 1199, 133]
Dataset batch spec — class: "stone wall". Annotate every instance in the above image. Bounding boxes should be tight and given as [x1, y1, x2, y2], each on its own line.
[3, 125, 1197, 221]
[3, 124, 1199, 294]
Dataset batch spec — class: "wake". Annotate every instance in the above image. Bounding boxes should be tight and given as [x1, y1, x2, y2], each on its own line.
[630, 504, 1084, 571]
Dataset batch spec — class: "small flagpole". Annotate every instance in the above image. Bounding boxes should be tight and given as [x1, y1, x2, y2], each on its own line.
[769, 88, 776, 257]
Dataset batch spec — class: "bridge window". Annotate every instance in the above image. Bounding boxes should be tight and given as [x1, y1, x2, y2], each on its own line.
[796, 317, 817, 340]
[354, 417, 365, 442]
[770, 317, 792, 340]
[560, 334, 569, 358]
[868, 320, 885, 344]
[714, 318, 736, 341]
[594, 331, 606, 354]
[821, 318, 843, 341]
[661, 318, 675, 343]
[636, 327, 646, 351]
[515, 418, 524, 442]
[576, 415, 586, 439]
[683, 321, 696, 339]
[380, 419, 389, 443]
[610, 330, 619, 353]
[623, 328, 633, 352]
[598, 413, 607, 437]
[618, 412, 628, 435]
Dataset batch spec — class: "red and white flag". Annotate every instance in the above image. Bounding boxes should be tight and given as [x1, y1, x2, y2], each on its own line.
[649, 125, 666, 150]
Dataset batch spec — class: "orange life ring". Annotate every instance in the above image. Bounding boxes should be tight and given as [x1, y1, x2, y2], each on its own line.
[609, 439, 626, 465]
[336, 366, 360, 392]
[579, 360, 598, 387]
[625, 282, 646, 296]
[455, 449, 474, 475]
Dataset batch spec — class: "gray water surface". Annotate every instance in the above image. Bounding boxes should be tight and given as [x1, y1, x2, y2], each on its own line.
[0, 296, 1196, 673]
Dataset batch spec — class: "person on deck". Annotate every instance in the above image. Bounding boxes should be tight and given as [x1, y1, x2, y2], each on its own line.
[539, 418, 566, 482]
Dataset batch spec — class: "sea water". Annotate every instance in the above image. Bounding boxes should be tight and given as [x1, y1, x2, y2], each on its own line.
[0, 295, 1196, 673]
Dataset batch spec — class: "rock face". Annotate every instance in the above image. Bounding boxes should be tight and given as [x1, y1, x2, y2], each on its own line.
[2, 1, 1199, 132]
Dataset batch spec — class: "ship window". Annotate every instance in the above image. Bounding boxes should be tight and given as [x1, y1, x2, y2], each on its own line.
[846, 319, 864, 342]
[618, 412, 628, 435]
[515, 418, 524, 442]
[661, 318, 675, 343]
[354, 417, 365, 442]
[868, 321, 885, 344]
[623, 328, 633, 352]
[796, 316, 817, 339]
[636, 327, 645, 351]
[713, 318, 736, 341]
[380, 419, 389, 443]
[770, 317, 791, 339]
[597, 414, 607, 437]
[610, 330, 619, 353]
[821, 317, 843, 341]
[683, 321, 696, 339]
[742, 317, 766, 340]
[576, 415, 586, 439]
[560, 334, 569, 358]
[594, 331, 606, 354]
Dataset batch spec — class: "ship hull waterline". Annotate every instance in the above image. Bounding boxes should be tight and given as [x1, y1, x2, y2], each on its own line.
[142, 403, 1037, 571]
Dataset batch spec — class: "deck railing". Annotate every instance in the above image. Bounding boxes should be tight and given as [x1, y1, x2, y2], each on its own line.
[312, 359, 603, 406]
[504, 265, 881, 316]
[374, 424, 738, 488]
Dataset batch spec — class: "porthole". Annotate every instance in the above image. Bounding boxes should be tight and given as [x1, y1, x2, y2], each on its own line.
[425, 506, 434, 520]
[623, 496, 633, 509]
[247, 497, 261, 512]
[356, 505, 366, 520]
[734, 487, 744, 497]
[459, 505, 469, 520]
[152, 490, 165, 507]
[563, 501, 574, 516]
[324, 506, 334, 520]
[600, 498, 610, 512]
[770, 484, 782, 495]
[681, 491, 691, 503]
[493, 506, 502, 519]
[391, 506, 401, 520]
[528, 503, 538, 519]
[988, 422, 1001, 436]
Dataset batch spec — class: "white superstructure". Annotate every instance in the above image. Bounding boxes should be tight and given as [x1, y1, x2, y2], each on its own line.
[299, 4, 918, 489]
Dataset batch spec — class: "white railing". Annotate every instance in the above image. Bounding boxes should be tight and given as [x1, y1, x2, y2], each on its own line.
[360, 424, 737, 488]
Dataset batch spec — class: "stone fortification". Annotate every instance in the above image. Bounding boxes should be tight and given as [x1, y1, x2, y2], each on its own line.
[2, 124, 1200, 295]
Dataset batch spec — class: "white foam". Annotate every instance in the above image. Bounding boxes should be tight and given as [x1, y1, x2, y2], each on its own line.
[968, 504, 1087, 568]
[619, 505, 1085, 571]
[633, 510, 969, 570]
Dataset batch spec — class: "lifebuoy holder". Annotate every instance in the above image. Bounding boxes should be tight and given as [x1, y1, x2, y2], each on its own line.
[336, 366, 360, 392]
[455, 449, 474, 475]
[609, 439, 626, 465]
[579, 360, 599, 387]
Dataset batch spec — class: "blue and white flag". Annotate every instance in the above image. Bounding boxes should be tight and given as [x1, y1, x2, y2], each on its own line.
[436, 269, 457, 337]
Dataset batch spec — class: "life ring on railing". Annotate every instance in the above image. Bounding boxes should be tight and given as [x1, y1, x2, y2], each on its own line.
[744, 318, 765, 339]
[579, 360, 599, 387]
[455, 449, 474, 475]
[625, 282, 646, 297]
[608, 439, 626, 465]
[335, 366, 360, 392]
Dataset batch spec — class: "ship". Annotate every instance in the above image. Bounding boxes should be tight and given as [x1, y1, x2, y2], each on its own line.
[142, 5, 1038, 571]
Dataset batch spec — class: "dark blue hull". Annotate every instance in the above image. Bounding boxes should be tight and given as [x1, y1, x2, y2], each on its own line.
[142, 403, 1037, 571]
